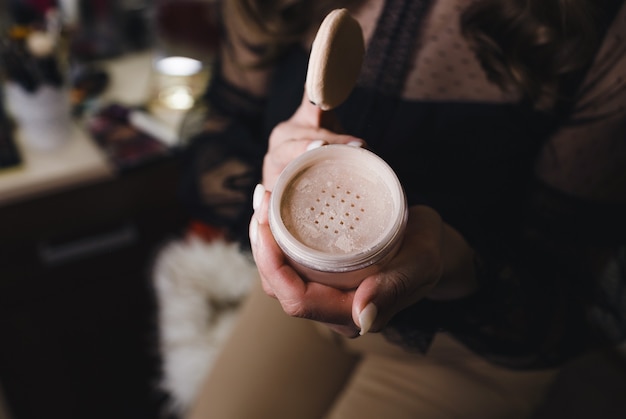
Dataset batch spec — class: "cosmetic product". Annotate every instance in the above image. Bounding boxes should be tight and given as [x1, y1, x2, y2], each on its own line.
[269, 144, 407, 289]
[306, 8, 364, 111]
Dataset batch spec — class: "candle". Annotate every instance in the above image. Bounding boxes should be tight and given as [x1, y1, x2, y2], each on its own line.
[151, 56, 205, 111]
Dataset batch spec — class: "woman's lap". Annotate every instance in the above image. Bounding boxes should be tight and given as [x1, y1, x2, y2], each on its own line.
[186, 283, 359, 419]
[187, 285, 557, 419]
[327, 333, 557, 419]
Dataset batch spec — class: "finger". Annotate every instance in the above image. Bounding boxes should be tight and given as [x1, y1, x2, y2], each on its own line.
[250, 215, 276, 300]
[256, 222, 356, 324]
[294, 90, 345, 132]
[264, 133, 319, 175]
[352, 276, 385, 334]
[351, 243, 442, 334]
[293, 91, 327, 128]
[263, 135, 317, 190]
[352, 273, 413, 335]
[251, 190, 356, 327]
[252, 183, 270, 224]
[277, 279, 355, 325]
[250, 186, 276, 299]
[252, 213, 292, 296]
[263, 135, 363, 190]
[268, 122, 361, 150]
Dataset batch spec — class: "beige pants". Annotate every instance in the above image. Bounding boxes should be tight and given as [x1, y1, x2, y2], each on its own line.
[0, 383, 12, 419]
[187, 285, 557, 419]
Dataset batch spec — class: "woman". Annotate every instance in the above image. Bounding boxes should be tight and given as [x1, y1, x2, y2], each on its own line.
[181, 0, 626, 417]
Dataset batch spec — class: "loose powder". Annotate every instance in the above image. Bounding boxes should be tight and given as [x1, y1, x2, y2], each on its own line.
[280, 160, 394, 254]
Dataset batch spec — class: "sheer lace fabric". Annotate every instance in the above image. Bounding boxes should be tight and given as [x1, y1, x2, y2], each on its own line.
[182, 0, 626, 367]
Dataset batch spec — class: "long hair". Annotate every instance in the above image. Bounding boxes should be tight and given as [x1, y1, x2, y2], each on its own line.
[461, 0, 605, 110]
[223, 0, 355, 67]
[230, 0, 607, 110]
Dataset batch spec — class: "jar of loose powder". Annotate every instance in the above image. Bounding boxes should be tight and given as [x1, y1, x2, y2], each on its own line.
[269, 144, 408, 289]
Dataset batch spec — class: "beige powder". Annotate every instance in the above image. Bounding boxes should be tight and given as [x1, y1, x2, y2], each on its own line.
[281, 161, 393, 254]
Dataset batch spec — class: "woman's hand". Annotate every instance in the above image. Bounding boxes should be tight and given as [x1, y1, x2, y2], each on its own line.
[262, 91, 363, 191]
[250, 90, 478, 337]
[250, 187, 478, 337]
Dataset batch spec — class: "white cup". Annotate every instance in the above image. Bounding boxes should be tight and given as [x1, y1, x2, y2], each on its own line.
[4, 83, 72, 151]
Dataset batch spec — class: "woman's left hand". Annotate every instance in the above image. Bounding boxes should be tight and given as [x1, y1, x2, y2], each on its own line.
[250, 189, 478, 337]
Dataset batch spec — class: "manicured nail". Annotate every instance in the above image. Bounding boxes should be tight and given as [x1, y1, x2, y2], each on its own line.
[249, 217, 258, 246]
[252, 183, 265, 211]
[347, 140, 363, 148]
[306, 139, 326, 151]
[358, 302, 377, 336]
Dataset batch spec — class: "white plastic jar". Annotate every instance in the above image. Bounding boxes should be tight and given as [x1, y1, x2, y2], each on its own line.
[269, 144, 408, 289]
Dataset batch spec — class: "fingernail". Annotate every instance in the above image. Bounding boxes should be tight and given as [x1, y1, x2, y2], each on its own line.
[347, 140, 363, 148]
[306, 139, 325, 151]
[358, 302, 377, 336]
[252, 183, 265, 211]
[249, 217, 258, 246]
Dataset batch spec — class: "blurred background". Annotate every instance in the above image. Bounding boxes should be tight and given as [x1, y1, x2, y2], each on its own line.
[0, 1, 220, 418]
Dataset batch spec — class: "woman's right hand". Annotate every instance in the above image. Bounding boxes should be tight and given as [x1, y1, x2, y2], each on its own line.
[262, 90, 363, 191]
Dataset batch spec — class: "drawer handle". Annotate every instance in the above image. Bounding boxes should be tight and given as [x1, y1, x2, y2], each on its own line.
[38, 223, 138, 265]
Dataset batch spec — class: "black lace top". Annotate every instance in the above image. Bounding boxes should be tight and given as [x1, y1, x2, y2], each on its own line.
[181, 0, 626, 369]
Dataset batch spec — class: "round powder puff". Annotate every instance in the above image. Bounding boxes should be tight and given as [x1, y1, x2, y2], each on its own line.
[305, 9, 365, 111]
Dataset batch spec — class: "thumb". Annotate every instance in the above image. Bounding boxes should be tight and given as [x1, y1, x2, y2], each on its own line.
[296, 89, 343, 131]
[351, 275, 396, 336]
[352, 270, 433, 335]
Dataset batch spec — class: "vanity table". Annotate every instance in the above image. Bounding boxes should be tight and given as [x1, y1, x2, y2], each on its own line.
[0, 52, 189, 419]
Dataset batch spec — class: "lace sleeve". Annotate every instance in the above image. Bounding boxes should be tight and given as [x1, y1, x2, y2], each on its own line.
[178, 2, 280, 246]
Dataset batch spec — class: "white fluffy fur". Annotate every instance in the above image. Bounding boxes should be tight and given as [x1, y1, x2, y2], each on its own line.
[152, 236, 258, 414]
